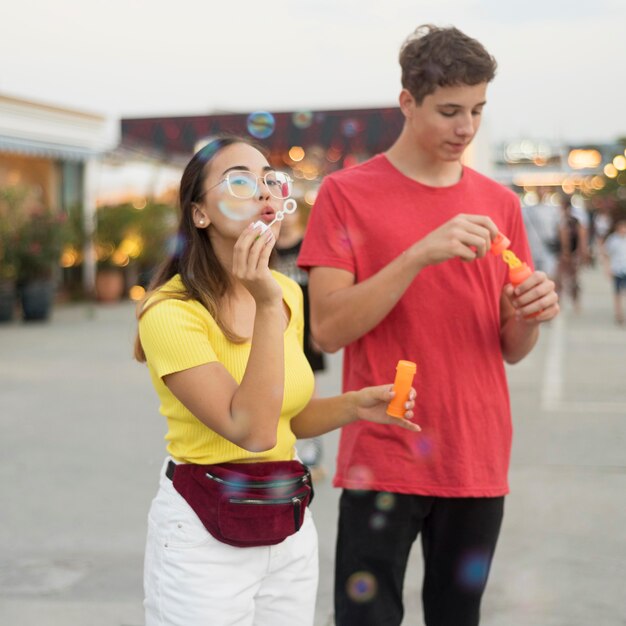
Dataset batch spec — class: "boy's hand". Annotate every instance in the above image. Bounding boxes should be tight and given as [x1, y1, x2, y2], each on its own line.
[504, 270, 560, 322]
[411, 214, 499, 267]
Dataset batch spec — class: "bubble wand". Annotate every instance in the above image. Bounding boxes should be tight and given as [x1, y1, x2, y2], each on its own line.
[252, 198, 298, 234]
[490, 233, 533, 286]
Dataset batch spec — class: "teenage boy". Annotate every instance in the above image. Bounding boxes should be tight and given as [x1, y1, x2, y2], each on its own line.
[298, 24, 559, 626]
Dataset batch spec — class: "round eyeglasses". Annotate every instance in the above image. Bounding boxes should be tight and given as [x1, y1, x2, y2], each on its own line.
[204, 170, 293, 200]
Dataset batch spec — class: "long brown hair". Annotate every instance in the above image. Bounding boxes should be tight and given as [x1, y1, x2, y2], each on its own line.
[134, 135, 253, 362]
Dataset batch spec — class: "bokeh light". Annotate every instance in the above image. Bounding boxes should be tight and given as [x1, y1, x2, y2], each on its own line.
[604, 163, 618, 178]
[60, 246, 80, 268]
[591, 175, 605, 190]
[612, 155, 626, 171]
[247, 111, 275, 139]
[129, 285, 145, 301]
[571, 194, 585, 209]
[111, 250, 130, 267]
[561, 178, 576, 194]
[567, 149, 601, 169]
[304, 189, 318, 205]
[346, 571, 378, 603]
[326, 147, 342, 163]
[288, 146, 305, 162]
[522, 191, 539, 206]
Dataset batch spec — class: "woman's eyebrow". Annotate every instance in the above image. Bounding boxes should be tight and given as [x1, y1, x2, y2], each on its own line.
[220, 165, 275, 175]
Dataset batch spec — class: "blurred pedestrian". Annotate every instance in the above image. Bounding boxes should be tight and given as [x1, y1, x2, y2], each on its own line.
[522, 187, 561, 278]
[134, 135, 418, 626]
[592, 205, 612, 248]
[299, 24, 559, 626]
[600, 218, 626, 325]
[556, 195, 588, 313]
[274, 209, 327, 481]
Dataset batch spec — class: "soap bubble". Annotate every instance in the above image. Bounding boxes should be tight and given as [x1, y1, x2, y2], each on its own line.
[375, 492, 396, 512]
[217, 199, 258, 221]
[292, 111, 314, 129]
[346, 571, 378, 603]
[341, 119, 360, 137]
[412, 435, 434, 458]
[369, 512, 387, 531]
[457, 550, 491, 591]
[166, 233, 188, 257]
[346, 464, 374, 491]
[247, 111, 275, 139]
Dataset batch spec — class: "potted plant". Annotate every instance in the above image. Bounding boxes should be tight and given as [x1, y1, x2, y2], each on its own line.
[0, 186, 26, 322]
[14, 206, 67, 321]
[0, 223, 18, 322]
[134, 201, 177, 288]
[93, 202, 137, 301]
[93, 200, 176, 301]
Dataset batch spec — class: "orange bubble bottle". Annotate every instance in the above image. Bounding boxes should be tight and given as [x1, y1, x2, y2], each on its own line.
[386, 360, 417, 418]
[491, 232, 533, 288]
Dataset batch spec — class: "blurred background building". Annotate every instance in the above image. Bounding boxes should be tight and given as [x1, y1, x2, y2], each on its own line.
[2, 94, 626, 318]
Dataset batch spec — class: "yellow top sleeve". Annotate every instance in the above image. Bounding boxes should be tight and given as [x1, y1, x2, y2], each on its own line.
[138, 271, 315, 464]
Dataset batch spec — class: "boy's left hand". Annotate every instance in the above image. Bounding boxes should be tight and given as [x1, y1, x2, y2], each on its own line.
[352, 385, 420, 431]
[504, 270, 560, 322]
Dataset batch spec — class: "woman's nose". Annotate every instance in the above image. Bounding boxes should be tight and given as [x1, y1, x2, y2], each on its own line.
[257, 178, 271, 199]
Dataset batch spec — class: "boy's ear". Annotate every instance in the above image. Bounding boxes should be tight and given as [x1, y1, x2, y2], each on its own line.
[399, 89, 416, 118]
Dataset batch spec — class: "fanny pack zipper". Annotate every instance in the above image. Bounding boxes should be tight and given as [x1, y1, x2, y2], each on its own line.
[205, 470, 308, 489]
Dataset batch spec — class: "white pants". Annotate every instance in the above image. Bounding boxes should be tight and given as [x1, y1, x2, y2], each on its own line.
[144, 459, 319, 626]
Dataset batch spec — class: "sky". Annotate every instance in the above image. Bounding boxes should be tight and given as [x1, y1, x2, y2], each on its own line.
[2, 0, 625, 147]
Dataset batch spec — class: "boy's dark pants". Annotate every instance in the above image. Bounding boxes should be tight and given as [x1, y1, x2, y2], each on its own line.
[334, 490, 505, 626]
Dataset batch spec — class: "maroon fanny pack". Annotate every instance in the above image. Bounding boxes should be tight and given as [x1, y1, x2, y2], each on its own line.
[167, 459, 314, 548]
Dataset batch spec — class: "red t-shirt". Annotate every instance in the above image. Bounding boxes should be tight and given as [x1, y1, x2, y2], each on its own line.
[298, 154, 532, 497]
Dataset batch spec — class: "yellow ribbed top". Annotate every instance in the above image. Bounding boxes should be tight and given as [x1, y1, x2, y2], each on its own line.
[138, 271, 315, 464]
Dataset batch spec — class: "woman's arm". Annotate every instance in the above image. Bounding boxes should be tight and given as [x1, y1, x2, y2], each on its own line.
[164, 226, 285, 453]
[290, 385, 419, 440]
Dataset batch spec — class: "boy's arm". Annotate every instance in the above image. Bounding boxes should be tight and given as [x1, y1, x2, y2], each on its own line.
[308, 250, 423, 353]
[308, 214, 499, 352]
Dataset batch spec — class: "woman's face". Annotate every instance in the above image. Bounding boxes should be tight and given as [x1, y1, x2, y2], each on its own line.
[195, 142, 287, 240]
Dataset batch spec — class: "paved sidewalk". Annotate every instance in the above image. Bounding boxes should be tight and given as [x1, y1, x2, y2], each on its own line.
[1, 265, 625, 625]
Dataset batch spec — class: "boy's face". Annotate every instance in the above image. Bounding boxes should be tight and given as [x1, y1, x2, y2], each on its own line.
[402, 82, 488, 163]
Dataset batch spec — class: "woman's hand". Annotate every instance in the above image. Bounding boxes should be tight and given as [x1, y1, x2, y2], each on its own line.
[232, 223, 282, 305]
[351, 385, 420, 432]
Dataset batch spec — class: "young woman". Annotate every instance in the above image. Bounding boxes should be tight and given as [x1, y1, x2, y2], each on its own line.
[134, 135, 418, 626]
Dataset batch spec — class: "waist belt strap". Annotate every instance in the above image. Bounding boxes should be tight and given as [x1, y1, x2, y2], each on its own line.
[166, 460, 176, 480]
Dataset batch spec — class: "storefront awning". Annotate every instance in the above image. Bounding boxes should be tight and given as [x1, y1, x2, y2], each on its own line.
[0, 135, 99, 161]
